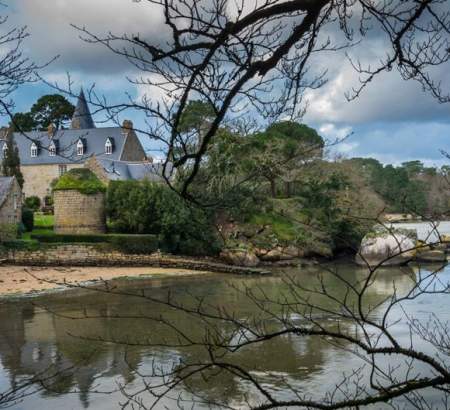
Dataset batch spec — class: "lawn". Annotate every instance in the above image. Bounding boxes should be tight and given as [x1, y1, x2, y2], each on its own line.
[22, 213, 54, 241]
[34, 213, 54, 229]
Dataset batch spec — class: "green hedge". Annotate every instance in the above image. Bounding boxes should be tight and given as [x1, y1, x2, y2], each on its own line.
[107, 234, 159, 254]
[30, 233, 159, 254]
[3, 239, 40, 251]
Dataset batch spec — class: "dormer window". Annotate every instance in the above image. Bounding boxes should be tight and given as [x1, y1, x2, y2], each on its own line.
[105, 138, 113, 155]
[30, 142, 38, 157]
[76, 139, 85, 156]
[49, 141, 56, 156]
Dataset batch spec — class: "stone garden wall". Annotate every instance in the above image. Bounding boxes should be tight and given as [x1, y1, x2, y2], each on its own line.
[4, 244, 268, 275]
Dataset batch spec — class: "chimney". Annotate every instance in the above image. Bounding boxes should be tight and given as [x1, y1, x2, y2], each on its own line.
[122, 120, 133, 131]
[47, 123, 56, 137]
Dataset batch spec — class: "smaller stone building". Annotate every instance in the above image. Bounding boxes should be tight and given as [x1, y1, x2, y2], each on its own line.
[0, 176, 22, 225]
[54, 190, 106, 234]
[53, 169, 106, 234]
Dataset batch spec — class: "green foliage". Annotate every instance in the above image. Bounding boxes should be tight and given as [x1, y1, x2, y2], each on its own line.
[31, 232, 107, 243]
[2, 239, 40, 251]
[1, 126, 24, 188]
[12, 94, 75, 131]
[12, 112, 35, 132]
[34, 213, 54, 229]
[30, 94, 75, 130]
[54, 169, 106, 195]
[401, 160, 424, 176]
[106, 180, 220, 256]
[0, 223, 18, 242]
[263, 121, 324, 153]
[30, 232, 159, 254]
[24, 196, 41, 211]
[178, 100, 215, 133]
[107, 235, 159, 254]
[22, 208, 34, 232]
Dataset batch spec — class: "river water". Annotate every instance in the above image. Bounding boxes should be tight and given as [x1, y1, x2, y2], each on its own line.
[0, 222, 449, 409]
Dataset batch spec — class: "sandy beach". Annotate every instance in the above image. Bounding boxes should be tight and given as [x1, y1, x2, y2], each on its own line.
[0, 265, 209, 296]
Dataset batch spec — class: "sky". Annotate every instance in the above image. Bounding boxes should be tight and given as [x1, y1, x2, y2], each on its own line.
[5, 0, 450, 166]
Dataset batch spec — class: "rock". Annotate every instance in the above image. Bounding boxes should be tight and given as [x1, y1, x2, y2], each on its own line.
[355, 227, 417, 267]
[257, 246, 301, 261]
[220, 249, 260, 267]
[415, 249, 447, 263]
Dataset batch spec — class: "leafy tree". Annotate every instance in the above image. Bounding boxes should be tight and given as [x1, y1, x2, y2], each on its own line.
[29, 94, 75, 130]
[1, 126, 24, 188]
[178, 100, 215, 134]
[106, 180, 220, 255]
[247, 121, 324, 197]
[12, 112, 35, 132]
[401, 160, 424, 176]
[24, 196, 41, 212]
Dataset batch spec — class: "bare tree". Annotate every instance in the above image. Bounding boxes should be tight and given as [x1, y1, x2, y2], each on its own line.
[0, 11, 40, 118]
[67, 0, 450, 200]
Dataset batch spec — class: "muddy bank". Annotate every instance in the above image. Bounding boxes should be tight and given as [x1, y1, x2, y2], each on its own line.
[0, 265, 212, 297]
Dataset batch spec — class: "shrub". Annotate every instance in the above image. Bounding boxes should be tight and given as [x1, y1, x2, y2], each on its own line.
[24, 196, 41, 211]
[31, 232, 108, 243]
[22, 208, 34, 232]
[3, 239, 40, 251]
[0, 223, 18, 242]
[106, 180, 219, 256]
[44, 195, 54, 206]
[30, 232, 159, 254]
[53, 168, 106, 195]
[107, 234, 159, 254]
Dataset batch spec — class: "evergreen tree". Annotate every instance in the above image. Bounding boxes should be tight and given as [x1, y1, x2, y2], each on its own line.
[1, 125, 24, 188]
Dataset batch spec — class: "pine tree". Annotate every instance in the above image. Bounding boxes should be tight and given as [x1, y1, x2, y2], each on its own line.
[1, 125, 24, 188]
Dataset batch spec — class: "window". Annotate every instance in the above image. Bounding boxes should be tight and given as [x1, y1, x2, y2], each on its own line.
[31, 142, 38, 157]
[2, 143, 7, 156]
[105, 138, 113, 155]
[49, 141, 56, 156]
[58, 164, 67, 176]
[76, 139, 84, 156]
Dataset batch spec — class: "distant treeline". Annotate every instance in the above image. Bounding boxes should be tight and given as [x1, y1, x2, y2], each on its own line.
[346, 158, 450, 217]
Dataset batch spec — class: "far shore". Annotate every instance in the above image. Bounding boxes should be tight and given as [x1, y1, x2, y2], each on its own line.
[0, 265, 211, 297]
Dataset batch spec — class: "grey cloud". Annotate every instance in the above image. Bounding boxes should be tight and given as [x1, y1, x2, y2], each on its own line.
[11, 0, 168, 75]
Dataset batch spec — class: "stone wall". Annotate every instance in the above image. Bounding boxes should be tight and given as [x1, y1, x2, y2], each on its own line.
[22, 163, 82, 200]
[54, 190, 106, 234]
[0, 178, 22, 225]
[4, 244, 268, 275]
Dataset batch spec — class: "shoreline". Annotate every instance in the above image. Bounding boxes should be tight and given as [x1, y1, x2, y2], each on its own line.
[0, 265, 214, 298]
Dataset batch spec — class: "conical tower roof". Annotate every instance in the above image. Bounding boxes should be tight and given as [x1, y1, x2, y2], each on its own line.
[71, 88, 95, 129]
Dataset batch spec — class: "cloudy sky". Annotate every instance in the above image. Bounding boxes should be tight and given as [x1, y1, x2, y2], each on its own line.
[6, 0, 450, 165]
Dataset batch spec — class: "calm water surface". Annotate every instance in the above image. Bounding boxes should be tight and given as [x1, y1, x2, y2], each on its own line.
[0, 226, 449, 409]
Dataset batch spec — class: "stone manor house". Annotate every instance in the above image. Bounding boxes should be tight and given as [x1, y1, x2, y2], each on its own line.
[0, 90, 167, 201]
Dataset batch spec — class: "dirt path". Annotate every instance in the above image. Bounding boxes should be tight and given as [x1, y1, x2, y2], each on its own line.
[0, 265, 209, 296]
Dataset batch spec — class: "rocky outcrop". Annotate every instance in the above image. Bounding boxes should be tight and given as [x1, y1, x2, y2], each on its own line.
[355, 227, 417, 267]
[256, 246, 303, 261]
[220, 249, 260, 267]
[415, 247, 447, 263]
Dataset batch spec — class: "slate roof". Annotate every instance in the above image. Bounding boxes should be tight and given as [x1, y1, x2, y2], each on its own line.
[71, 89, 95, 129]
[1, 127, 128, 166]
[0, 177, 15, 208]
[96, 158, 173, 182]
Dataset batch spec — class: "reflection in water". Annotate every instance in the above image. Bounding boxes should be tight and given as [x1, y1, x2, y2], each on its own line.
[0, 263, 446, 409]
